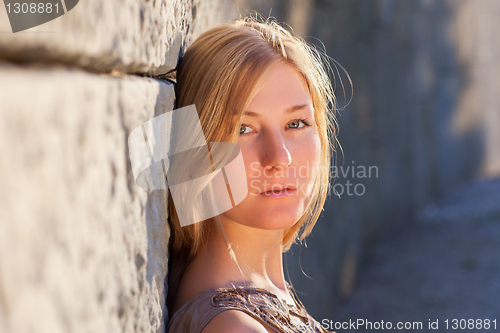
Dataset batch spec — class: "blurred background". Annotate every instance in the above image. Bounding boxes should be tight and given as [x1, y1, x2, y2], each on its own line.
[1, 0, 499, 332]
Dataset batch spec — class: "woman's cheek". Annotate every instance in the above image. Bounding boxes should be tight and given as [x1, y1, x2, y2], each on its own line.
[239, 145, 260, 192]
[304, 134, 322, 193]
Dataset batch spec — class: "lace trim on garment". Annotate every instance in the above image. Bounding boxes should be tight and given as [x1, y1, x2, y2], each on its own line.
[210, 286, 325, 333]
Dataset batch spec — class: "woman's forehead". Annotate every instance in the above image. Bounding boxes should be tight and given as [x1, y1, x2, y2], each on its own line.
[244, 64, 312, 111]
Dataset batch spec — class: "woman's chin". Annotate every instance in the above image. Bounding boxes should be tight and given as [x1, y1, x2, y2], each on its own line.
[236, 207, 304, 230]
[220, 193, 310, 230]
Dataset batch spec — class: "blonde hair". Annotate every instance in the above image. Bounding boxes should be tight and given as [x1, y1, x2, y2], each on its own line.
[167, 15, 341, 310]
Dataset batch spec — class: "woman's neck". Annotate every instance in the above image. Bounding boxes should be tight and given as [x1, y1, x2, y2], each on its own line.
[213, 216, 286, 290]
[181, 217, 291, 302]
[172, 217, 296, 314]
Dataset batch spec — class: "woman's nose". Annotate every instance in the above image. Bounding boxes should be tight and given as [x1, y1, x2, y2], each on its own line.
[260, 131, 292, 171]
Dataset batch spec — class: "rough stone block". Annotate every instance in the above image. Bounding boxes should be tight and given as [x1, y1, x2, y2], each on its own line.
[0, 61, 173, 333]
[0, 0, 236, 75]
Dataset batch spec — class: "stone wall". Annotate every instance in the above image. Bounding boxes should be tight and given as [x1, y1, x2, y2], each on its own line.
[0, 1, 235, 332]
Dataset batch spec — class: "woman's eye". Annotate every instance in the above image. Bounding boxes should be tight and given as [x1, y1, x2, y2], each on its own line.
[239, 124, 253, 135]
[287, 119, 310, 129]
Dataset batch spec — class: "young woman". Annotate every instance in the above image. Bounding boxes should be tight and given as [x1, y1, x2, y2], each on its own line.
[166, 15, 340, 333]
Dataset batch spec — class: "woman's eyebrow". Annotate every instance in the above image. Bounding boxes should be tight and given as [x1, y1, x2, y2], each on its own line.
[242, 104, 310, 118]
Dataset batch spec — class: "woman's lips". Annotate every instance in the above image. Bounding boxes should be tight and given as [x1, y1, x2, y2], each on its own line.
[259, 187, 297, 198]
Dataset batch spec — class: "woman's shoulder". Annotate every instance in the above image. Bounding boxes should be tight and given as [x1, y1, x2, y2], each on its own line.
[167, 284, 331, 333]
[167, 286, 269, 333]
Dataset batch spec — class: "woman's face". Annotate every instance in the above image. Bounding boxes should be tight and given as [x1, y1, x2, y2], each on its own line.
[222, 61, 322, 230]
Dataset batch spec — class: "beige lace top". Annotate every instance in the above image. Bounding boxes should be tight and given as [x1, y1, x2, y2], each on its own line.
[167, 285, 332, 333]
